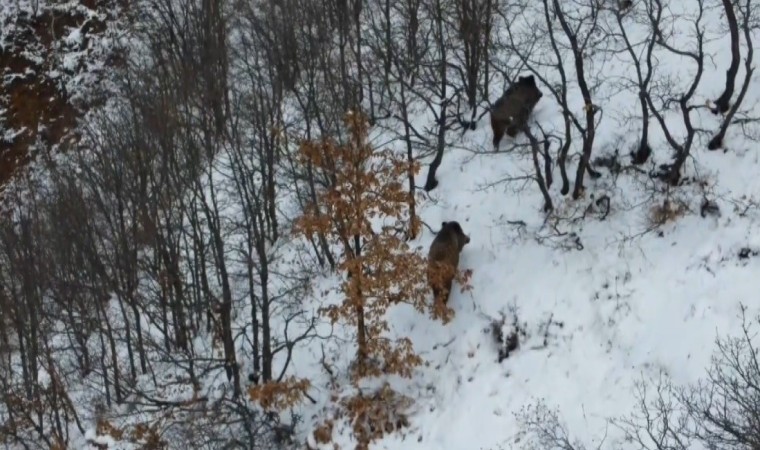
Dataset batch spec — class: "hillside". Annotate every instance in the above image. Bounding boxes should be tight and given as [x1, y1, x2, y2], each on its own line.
[0, 0, 125, 195]
[2, 0, 760, 449]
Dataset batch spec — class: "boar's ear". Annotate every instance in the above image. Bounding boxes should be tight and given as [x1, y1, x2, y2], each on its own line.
[441, 221, 448, 228]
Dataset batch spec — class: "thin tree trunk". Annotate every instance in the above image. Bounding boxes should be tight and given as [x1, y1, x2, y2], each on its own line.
[713, 0, 740, 114]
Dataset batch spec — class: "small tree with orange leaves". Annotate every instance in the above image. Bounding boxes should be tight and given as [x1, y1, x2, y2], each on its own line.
[295, 110, 440, 380]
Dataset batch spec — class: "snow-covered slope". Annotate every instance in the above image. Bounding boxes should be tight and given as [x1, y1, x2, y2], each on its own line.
[295, 8, 760, 450]
[0, 0, 123, 195]
[307, 138, 760, 450]
[3, 0, 760, 449]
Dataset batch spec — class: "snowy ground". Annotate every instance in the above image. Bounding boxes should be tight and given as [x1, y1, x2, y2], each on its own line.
[325, 145, 760, 450]
[296, 14, 760, 450]
[3, 1, 760, 449]
[300, 125, 760, 450]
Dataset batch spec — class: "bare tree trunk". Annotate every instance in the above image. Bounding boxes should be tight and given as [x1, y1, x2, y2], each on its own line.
[424, 0, 451, 192]
[199, 174, 241, 396]
[551, 0, 600, 199]
[399, 80, 419, 239]
[709, 0, 754, 150]
[351, 235, 367, 367]
[713, 0, 740, 114]
[525, 128, 553, 212]
[615, 6, 656, 165]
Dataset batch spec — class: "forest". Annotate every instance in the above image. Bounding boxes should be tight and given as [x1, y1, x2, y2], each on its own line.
[1, 0, 760, 448]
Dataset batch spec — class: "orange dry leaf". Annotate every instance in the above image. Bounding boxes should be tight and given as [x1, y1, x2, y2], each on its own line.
[248, 377, 311, 410]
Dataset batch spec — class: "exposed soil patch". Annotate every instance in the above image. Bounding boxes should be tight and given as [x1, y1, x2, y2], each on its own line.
[0, 1, 124, 190]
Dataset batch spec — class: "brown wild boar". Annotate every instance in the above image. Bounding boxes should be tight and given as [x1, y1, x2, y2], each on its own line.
[427, 221, 470, 306]
[490, 75, 543, 148]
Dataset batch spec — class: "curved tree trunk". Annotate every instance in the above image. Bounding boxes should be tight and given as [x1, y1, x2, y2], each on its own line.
[713, 0, 740, 114]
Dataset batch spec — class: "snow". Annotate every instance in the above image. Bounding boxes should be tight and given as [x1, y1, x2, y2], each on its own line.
[293, 8, 760, 450]
[3, 0, 760, 449]
[300, 149, 760, 449]
[37, 367, 51, 389]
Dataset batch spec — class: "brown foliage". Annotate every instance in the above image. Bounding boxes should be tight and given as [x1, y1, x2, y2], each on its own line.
[648, 198, 689, 226]
[97, 419, 126, 441]
[0, 2, 119, 191]
[248, 376, 311, 410]
[312, 384, 414, 450]
[93, 418, 167, 449]
[295, 110, 441, 380]
[313, 420, 334, 444]
[129, 422, 166, 449]
[342, 384, 413, 449]
[296, 111, 454, 447]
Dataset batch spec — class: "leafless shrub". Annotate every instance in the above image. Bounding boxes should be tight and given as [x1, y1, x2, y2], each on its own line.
[707, 0, 756, 150]
[611, 374, 693, 450]
[511, 400, 604, 450]
[640, 0, 709, 185]
[613, 304, 760, 450]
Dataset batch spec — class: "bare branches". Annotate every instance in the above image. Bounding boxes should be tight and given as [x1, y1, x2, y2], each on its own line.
[679, 305, 760, 449]
[611, 375, 693, 450]
[513, 400, 604, 450]
[712, 0, 742, 115]
[610, 0, 657, 165]
[453, 0, 495, 119]
[611, 305, 760, 450]
[708, 0, 756, 150]
[551, 0, 604, 199]
[525, 127, 554, 212]
[642, 0, 707, 184]
[2, 0, 760, 446]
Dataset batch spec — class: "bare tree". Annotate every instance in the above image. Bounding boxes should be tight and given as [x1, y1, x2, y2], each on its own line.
[551, 0, 604, 199]
[679, 305, 760, 449]
[419, 0, 463, 192]
[498, 0, 603, 197]
[708, 0, 755, 150]
[610, 1, 658, 165]
[712, 0, 741, 114]
[640, 0, 707, 185]
[512, 400, 600, 450]
[525, 127, 554, 212]
[610, 305, 760, 450]
[453, 0, 496, 127]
